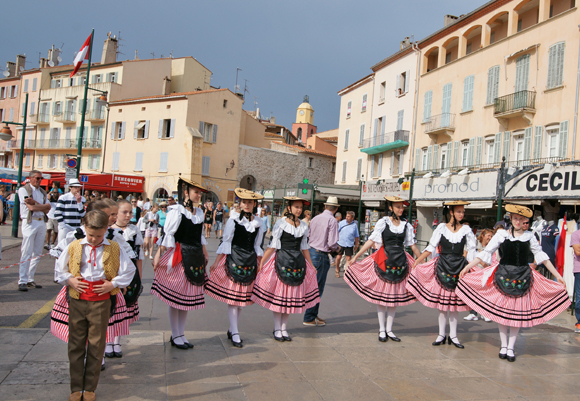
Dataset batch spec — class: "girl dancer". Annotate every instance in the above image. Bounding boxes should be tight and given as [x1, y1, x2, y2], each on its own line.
[251, 197, 320, 342]
[407, 201, 476, 348]
[457, 204, 569, 362]
[464, 228, 494, 322]
[346, 196, 420, 342]
[205, 189, 264, 347]
[151, 178, 208, 350]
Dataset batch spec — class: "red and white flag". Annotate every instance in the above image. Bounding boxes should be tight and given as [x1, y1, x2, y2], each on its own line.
[70, 33, 92, 77]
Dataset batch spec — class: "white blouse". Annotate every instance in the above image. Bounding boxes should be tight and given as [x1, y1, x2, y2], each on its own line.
[424, 223, 477, 262]
[368, 217, 416, 247]
[120, 224, 145, 260]
[269, 218, 310, 251]
[216, 215, 264, 256]
[161, 205, 207, 249]
[477, 229, 549, 265]
[50, 225, 136, 260]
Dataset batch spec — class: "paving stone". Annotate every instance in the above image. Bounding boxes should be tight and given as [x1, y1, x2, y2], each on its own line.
[22, 342, 68, 362]
[310, 379, 395, 401]
[294, 361, 368, 382]
[166, 362, 239, 384]
[281, 346, 345, 362]
[97, 383, 168, 400]
[3, 362, 69, 385]
[100, 361, 166, 384]
[351, 359, 428, 381]
[406, 358, 482, 379]
[0, 383, 70, 401]
[234, 361, 306, 383]
[374, 377, 459, 400]
[0, 329, 46, 345]
[241, 381, 322, 401]
[432, 376, 522, 400]
[168, 382, 248, 400]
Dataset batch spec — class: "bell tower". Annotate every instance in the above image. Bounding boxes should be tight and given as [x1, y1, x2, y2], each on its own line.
[292, 95, 317, 144]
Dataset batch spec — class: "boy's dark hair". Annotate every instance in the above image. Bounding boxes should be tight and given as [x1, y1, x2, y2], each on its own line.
[85, 210, 109, 230]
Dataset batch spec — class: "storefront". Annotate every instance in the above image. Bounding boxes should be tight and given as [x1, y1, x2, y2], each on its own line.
[361, 179, 409, 241]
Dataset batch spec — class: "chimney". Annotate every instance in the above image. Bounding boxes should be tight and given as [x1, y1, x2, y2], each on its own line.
[5, 61, 15, 77]
[101, 33, 118, 64]
[15, 54, 26, 75]
[444, 15, 459, 27]
[40, 57, 48, 68]
[400, 37, 411, 50]
[269, 116, 276, 124]
[162, 76, 171, 95]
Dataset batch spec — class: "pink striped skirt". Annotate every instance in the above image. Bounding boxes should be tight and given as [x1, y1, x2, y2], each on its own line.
[50, 286, 130, 343]
[205, 255, 254, 307]
[345, 252, 417, 307]
[251, 252, 320, 314]
[406, 256, 471, 312]
[456, 263, 571, 328]
[150, 248, 205, 311]
[126, 302, 140, 324]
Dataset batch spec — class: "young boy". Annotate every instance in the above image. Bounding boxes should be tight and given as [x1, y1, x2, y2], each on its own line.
[55, 210, 135, 401]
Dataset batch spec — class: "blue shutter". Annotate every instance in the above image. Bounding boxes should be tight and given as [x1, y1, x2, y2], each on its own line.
[381, 115, 386, 138]
[486, 66, 500, 105]
[144, 120, 150, 139]
[433, 144, 439, 170]
[397, 110, 404, 131]
[426, 145, 433, 170]
[453, 141, 460, 168]
[134, 120, 139, 139]
[423, 90, 432, 122]
[377, 153, 383, 177]
[494, 132, 502, 163]
[32, 78, 37, 91]
[533, 126, 543, 160]
[475, 136, 483, 166]
[415, 148, 421, 171]
[515, 55, 530, 92]
[23, 80, 28, 92]
[211, 123, 217, 142]
[523, 127, 533, 161]
[502, 132, 511, 161]
[441, 83, 452, 127]
[170, 118, 176, 138]
[467, 137, 475, 166]
[370, 155, 375, 177]
[344, 129, 349, 150]
[462, 75, 474, 112]
[559, 120, 569, 158]
[158, 120, 164, 138]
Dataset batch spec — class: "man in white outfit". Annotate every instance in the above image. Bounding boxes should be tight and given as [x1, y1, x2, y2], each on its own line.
[18, 170, 51, 291]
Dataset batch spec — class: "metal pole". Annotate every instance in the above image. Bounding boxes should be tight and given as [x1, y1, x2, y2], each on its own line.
[407, 168, 415, 222]
[271, 185, 275, 228]
[282, 184, 286, 213]
[571, 24, 580, 160]
[12, 93, 28, 237]
[76, 29, 94, 178]
[496, 157, 506, 222]
[310, 187, 315, 214]
[357, 179, 363, 233]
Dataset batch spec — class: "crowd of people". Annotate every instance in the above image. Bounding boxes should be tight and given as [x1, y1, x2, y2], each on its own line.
[8, 170, 578, 401]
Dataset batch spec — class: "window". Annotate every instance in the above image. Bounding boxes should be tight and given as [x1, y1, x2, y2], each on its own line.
[341, 161, 347, 182]
[79, 76, 86, 85]
[423, 90, 433, 122]
[25, 153, 31, 167]
[198, 121, 215, 142]
[440, 144, 448, 169]
[359, 124, 365, 147]
[461, 141, 469, 167]
[308, 157, 313, 168]
[297, 128, 302, 142]
[92, 74, 102, 84]
[134, 120, 149, 139]
[201, 156, 210, 175]
[37, 155, 43, 168]
[361, 94, 367, 112]
[60, 154, 66, 168]
[0, 87, 5, 99]
[87, 155, 100, 170]
[356, 159, 362, 181]
[50, 79, 61, 89]
[135, 152, 144, 171]
[396, 70, 410, 96]
[379, 81, 386, 102]
[331, 162, 336, 173]
[112, 152, 120, 171]
[513, 132, 525, 164]
[54, 101, 62, 115]
[517, 19, 522, 32]
[486, 137, 495, 164]
[23, 79, 29, 92]
[466, 43, 472, 55]
[344, 129, 349, 150]
[346, 101, 352, 118]
[462, 75, 474, 112]
[107, 72, 117, 83]
[490, 31, 496, 44]
[10, 85, 17, 97]
[29, 102, 36, 116]
[9, 108, 14, 121]
[421, 148, 428, 171]
[547, 127, 559, 157]
[445, 52, 452, 64]
[32, 77, 38, 90]
[547, 42, 565, 89]
[111, 122, 125, 140]
[48, 154, 58, 169]
[0, 109, 3, 121]
[396, 110, 404, 131]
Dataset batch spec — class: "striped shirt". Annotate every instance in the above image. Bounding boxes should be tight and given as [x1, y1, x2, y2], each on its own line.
[54, 192, 86, 228]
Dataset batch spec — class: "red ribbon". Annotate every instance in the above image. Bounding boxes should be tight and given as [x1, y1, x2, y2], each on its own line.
[171, 243, 182, 268]
[87, 245, 98, 267]
[485, 265, 498, 287]
[371, 247, 388, 272]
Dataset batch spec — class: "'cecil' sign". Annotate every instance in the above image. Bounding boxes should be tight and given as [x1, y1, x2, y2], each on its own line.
[505, 165, 580, 199]
[414, 171, 498, 201]
[362, 179, 407, 201]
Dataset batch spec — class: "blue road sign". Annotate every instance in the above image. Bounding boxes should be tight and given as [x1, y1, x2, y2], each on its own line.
[80, 175, 89, 183]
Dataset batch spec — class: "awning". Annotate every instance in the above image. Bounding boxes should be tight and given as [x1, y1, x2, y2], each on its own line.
[136, 122, 146, 130]
[560, 199, 580, 205]
[505, 199, 542, 205]
[416, 200, 494, 209]
[187, 126, 203, 138]
[317, 185, 360, 202]
[364, 201, 381, 207]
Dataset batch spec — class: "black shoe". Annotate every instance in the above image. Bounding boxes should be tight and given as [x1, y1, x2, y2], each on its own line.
[104, 343, 115, 358]
[506, 348, 516, 362]
[499, 347, 507, 360]
[113, 344, 123, 358]
[432, 335, 446, 346]
[378, 331, 388, 343]
[101, 362, 105, 371]
[273, 330, 285, 342]
[184, 341, 194, 349]
[18, 284, 28, 292]
[282, 332, 292, 342]
[27, 282, 42, 288]
[448, 336, 464, 349]
[386, 332, 401, 342]
[171, 335, 189, 350]
[230, 333, 243, 348]
[227, 330, 242, 344]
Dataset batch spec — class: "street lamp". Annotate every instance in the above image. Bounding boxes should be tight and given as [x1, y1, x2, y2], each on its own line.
[76, 88, 107, 177]
[1, 92, 28, 237]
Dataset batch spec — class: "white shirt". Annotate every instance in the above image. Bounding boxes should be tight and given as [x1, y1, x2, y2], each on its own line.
[368, 217, 416, 247]
[269, 218, 310, 250]
[216, 215, 264, 256]
[143, 201, 151, 211]
[18, 185, 50, 220]
[477, 229, 549, 265]
[161, 205, 207, 249]
[120, 224, 145, 260]
[55, 237, 135, 287]
[424, 223, 477, 262]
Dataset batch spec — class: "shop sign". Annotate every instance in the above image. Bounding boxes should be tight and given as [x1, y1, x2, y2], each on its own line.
[414, 171, 498, 200]
[362, 179, 408, 201]
[504, 165, 580, 199]
[113, 175, 144, 190]
[263, 190, 274, 199]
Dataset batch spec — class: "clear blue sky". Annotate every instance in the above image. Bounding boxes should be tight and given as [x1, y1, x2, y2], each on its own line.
[1, 0, 486, 132]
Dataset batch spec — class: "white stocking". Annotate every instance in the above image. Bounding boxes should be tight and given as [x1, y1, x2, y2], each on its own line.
[498, 323, 508, 352]
[228, 305, 241, 342]
[168, 306, 183, 345]
[449, 311, 459, 344]
[273, 312, 283, 338]
[376, 305, 387, 338]
[177, 309, 189, 343]
[386, 306, 397, 336]
[507, 326, 520, 357]
[437, 311, 447, 339]
[281, 313, 290, 337]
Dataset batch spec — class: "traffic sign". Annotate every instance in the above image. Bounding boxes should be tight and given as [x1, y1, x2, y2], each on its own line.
[80, 175, 88, 183]
[65, 167, 76, 181]
[66, 158, 77, 168]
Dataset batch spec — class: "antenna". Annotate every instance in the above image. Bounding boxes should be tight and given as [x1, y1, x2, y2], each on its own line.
[2, 71, 9, 77]
[150, 52, 155, 59]
[244, 79, 250, 98]
[169, 50, 173, 58]
[48, 60, 55, 67]
[235, 67, 242, 93]
[134, 50, 139, 60]
[254, 97, 258, 111]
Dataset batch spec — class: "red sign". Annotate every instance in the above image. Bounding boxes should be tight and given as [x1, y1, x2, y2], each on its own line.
[42, 172, 144, 193]
[113, 175, 144, 190]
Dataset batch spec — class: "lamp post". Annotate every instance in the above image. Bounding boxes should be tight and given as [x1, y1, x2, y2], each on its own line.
[76, 88, 107, 177]
[1, 93, 28, 237]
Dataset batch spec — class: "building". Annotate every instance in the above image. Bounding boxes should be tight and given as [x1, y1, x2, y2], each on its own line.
[292, 96, 317, 143]
[0, 55, 26, 168]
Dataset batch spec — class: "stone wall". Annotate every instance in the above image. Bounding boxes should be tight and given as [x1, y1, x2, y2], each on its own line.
[237, 145, 335, 190]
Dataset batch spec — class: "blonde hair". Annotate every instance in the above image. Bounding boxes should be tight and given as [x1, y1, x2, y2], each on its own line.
[84, 210, 109, 230]
[102, 198, 118, 208]
[478, 228, 493, 244]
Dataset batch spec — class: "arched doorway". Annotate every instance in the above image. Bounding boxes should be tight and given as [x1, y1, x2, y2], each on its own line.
[239, 175, 256, 190]
[201, 190, 219, 206]
[152, 187, 169, 204]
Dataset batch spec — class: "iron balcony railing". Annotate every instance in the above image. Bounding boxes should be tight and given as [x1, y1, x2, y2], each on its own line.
[361, 130, 409, 148]
[53, 110, 76, 122]
[424, 113, 455, 133]
[494, 90, 536, 114]
[415, 156, 568, 175]
[31, 113, 50, 123]
[84, 108, 106, 120]
[28, 139, 102, 149]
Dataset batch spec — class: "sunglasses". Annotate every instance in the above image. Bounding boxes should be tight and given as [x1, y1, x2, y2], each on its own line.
[161, 206, 167, 209]
[131, 201, 136, 203]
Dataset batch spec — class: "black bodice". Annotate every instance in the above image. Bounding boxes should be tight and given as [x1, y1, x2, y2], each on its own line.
[280, 230, 303, 251]
[381, 220, 406, 249]
[375, 220, 409, 283]
[174, 213, 203, 246]
[275, 229, 306, 286]
[232, 221, 258, 251]
[439, 235, 466, 255]
[435, 232, 468, 291]
[498, 239, 534, 266]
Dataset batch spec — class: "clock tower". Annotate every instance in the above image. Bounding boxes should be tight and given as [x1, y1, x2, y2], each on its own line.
[292, 95, 317, 143]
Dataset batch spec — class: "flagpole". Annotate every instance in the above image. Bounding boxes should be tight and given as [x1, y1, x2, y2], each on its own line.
[76, 29, 94, 178]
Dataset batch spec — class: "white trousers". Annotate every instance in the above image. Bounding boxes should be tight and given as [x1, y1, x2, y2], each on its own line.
[19, 219, 46, 284]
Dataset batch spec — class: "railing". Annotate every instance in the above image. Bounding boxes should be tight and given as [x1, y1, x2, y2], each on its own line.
[54, 110, 76, 122]
[414, 156, 568, 175]
[494, 90, 536, 114]
[424, 113, 455, 133]
[85, 108, 106, 120]
[362, 130, 409, 149]
[31, 113, 50, 123]
[28, 139, 102, 149]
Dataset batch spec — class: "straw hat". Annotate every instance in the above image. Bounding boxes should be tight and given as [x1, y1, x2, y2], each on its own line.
[283, 196, 311, 206]
[443, 200, 470, 206]
[178, 177, 207, 193]
[234, 188, 264, 200]
[324, 196, 340, 206]
[505, 204, 533, 218]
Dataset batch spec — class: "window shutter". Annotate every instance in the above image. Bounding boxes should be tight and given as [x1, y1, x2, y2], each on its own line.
[106, 73, 111, 82]
[52, 101, 56, 115]
[381, 115, 386, 137]
[547, 42, 565, 89]
[397, 110, 404, 131]
[344, 129, 349, 150]
[158, 120, 163, 138]
[555, 42, 565, 87]
[377, 153, 383, 177]
[415, 148, 421, 171]
[78, 99, 83, 113]
[494, 132, 502, 163]
[547, 44, 557, 89]
[502, 131, 511, 161]
[356, 159, 362, 181]
[423, 90, 433, 122]
[398, 149, 405, 175]
[475, 136, 483, 166]
[370, 155, 375, 177]
[110, 122, 115, 140]
[533, 126, 543, 160]
[21, 103, 25, 117]
[453, 141, 460, 168]
[71, 100, 76, 116]
[404, 70, 410, 93]
[85, 99, 90, 114]
[523, 127, 533, 161]
[390, 151, 395, 175]
[199, 121, 205, 138]
[30, 102, 35, 116]
[559, 120, 569, 158]
[50, 80, 56, 89]
[144, 120, 150, 138]
[160, 152, 169, 172]
[396, 74, 400, 94]
[89, 126, 94, 142]
[135, 152, 143, 171]
[32, 78, 37, 91]
[56, 127, 61, 140]
[23, 80, 28, 92]
[46, 102, 50, 116]
[486, 66, 500, 105]
[433, 144, 439, 170]
[112, 152, 120, 171]
[134, 121, 139, 139]
[359, 124, 365, 146]
[211, 123, 217, 142]
[88, 155, 93, 169]
[120, 121, 126, 139]
[467, 137, 475, 166]
[373, 118, 378, 138]
[170, 118, 176, 138]
[426, 145, 433, 170]
[342, 161, 347, 182]
[462, 75, 474, 112]
[515, 55, 530, 92]
[445, 142, 452, 168]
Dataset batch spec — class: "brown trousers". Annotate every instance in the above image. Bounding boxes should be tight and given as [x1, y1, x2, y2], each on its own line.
[68, 297, 111, 393]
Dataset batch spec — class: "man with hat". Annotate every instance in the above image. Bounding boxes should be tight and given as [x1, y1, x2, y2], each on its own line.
[54, 178, 86, 245]
[303, 196, 340, 326]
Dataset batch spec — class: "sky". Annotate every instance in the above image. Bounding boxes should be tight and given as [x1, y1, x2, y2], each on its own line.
[1, 0, 487, 132]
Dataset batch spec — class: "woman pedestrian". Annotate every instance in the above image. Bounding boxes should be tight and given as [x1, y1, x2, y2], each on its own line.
[259, 209, 271, 248]
[407, 201, 477, 348]
[157, 202, 168, 238]
[144, 204, 160, 259]
[213, 202, 225, 239]
[205, 189, 264, 347]
[204, 201, 214, 238]
[464, 228, 494, 322]
[251, 197, 320, 342]
[457, 204, 569, 362]
[151, 178, 208, 349]
[346, 196, 421, 342]
[302, 210, 312, 226]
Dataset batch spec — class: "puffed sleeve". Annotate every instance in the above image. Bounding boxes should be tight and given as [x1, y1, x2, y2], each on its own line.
[529, 234, 550, 265]
[216, 218, 236, 254]
[300, 222, 310, 250]
[55, 243, 73, 285]
[424, 224, 444, 253]
[403, 222, 417, 247]
[464, 229, 477, 262]
[160, 209, 182, 248]
[368, 218, 387, 244]
[269, 219, 285, 249]
[134, 229, 145, 260]
[114, 231, 137, 260]
[111, 246, 136, 288]
[254, 219, 265, 256]
[477, 230, 506, 265]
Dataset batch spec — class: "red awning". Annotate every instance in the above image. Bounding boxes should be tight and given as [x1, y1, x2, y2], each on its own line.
[43, 172, 145, 193]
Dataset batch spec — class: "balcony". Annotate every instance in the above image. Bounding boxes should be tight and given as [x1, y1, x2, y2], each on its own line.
[361, 130, 409, 155]
[84, 108, 106, 122]
[30, 113, 50, 125]
[494, 91, 536, 128]
[54, 111, 76, 124]
[29, 139, 102, 149]
[424, 113, 455, 141]
[7, 140, 34, 150]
